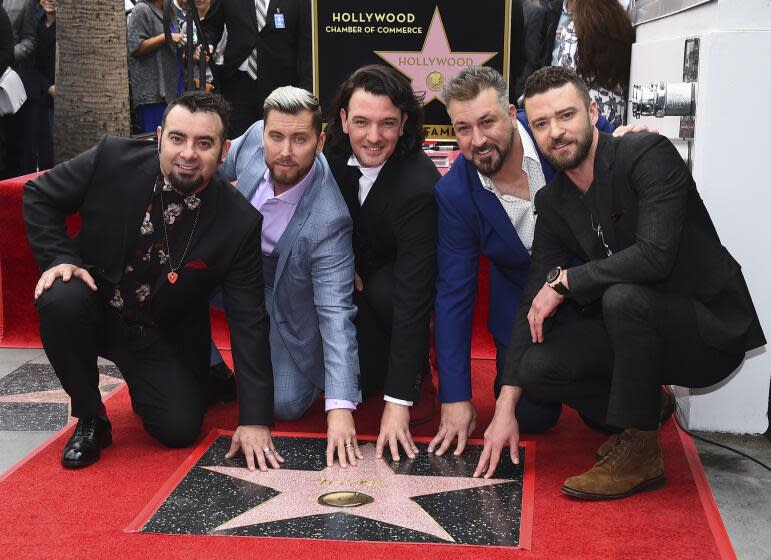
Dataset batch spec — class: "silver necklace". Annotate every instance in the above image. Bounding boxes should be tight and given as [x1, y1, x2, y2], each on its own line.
[159, 180, 201, 284]
[590, 212, 613, 257]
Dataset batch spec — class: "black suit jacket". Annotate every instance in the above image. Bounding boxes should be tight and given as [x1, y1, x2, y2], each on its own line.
[23, 136, 274, 426]
[328, 150, 440, 401]
[537, 0, 563, 69]
[503, 133, 766, 386]
[513, 1, 548, 101]
[204, 0, 312, 91]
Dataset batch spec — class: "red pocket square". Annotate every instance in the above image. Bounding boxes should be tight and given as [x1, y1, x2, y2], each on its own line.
[184, 259, 208, 270]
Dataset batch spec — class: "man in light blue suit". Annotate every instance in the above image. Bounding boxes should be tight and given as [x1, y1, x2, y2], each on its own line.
[214, 86, 363, 468]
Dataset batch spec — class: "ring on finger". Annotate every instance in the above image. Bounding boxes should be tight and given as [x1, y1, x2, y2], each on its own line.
[344, 442, 355, 449]
[263, 447, 273, 455]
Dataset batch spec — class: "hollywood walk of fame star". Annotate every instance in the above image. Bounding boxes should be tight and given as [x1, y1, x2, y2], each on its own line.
[0, 373, 123, 414]
[204, 444, 511, 541]
[375, 7, 498, 105]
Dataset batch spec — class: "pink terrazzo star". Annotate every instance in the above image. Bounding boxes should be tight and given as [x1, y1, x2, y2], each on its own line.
[375, 7, 498, 105]
[205, 444, 510, 541]
[0, 374, 123, 415]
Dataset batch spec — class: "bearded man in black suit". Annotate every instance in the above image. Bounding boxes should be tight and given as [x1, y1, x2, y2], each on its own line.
[474, 67, 765, 500]
[23, 91, 280, 471]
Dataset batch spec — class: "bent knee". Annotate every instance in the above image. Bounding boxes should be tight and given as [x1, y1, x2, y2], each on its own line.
[601, 283, 651, 318]
[273, 390, 317, 421]
[144, 411, 202, 448]
[35, 278, 98, 320]
[518, 347, 557, 394]
[516, 398, 562, 434]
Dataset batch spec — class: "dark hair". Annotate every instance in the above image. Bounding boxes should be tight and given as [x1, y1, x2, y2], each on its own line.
[161, 90, 231, 142]
[263, 86, 323, 135]
[441, 65, 509, 113]
[572, 0, 634, 91]
[523, 66, 592, 108]
[324, 64, 426, 160]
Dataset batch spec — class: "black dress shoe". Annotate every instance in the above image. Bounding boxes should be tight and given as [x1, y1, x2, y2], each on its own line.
[62, 416, 112, 468]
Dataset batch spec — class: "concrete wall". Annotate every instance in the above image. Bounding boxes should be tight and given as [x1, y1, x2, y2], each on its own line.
[629, 0, 771, 432]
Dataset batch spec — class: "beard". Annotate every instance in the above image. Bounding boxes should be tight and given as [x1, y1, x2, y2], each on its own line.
[542, 119, 594, 172]
[160, 144, 223, 194]
[471, 128, 516, 176]
[268, 158, 314, 189]
[167, 169, 205, 194]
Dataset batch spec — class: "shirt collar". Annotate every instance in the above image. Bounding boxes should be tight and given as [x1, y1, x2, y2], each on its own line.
[262, 162, 316, 206]
[347, 154, 386, 182]
[476, 121, 543, 200]
[516, 120, 540, 171]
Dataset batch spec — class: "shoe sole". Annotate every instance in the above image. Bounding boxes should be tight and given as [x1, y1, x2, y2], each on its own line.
[61, 433, 113, 469]
[560, 473, 666, 500]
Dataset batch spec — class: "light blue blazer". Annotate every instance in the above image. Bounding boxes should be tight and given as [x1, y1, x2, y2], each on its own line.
[220, 120, 361, 402]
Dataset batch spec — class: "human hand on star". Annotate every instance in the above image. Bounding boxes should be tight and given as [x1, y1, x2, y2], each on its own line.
[326, 408, 362, 468]
[226, 425, 284, 472]
[474, 386, 521, 479]
[375, 402, 418, 461]
[427, 400, 477, 456]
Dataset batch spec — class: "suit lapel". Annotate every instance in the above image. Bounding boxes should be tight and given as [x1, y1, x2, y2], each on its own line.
[555, 176, 606, 261]
[236, 145, 268, 202]
[360, 157, 396, 217]
[589, 134, 619, 254]
[554, 134, 619, 260]
[272, 159, 321, 287]
[120, 155, 161, 282]
[464, 161, 529, 258]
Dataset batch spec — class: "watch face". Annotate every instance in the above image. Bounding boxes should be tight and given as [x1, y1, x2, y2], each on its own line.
[546, 268, 561, 284]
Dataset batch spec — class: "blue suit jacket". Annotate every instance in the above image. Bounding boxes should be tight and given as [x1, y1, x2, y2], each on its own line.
[434, 111, 613, 403]
[220, 121, 361, 402]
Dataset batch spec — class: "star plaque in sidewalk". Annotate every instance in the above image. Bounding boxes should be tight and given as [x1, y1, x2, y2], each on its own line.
[0, 364, 123, 430]
[131, 432, 534, 548]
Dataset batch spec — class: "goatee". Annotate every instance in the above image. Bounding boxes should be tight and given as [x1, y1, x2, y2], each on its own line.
[167, 170, 204, 194]
[471, 127, 516, 176]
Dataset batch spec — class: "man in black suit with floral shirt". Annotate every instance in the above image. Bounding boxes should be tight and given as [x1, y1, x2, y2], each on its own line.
[24, 91, 280, 471]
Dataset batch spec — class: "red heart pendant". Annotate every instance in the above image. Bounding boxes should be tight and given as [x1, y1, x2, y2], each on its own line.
[168, 271, 178, 284]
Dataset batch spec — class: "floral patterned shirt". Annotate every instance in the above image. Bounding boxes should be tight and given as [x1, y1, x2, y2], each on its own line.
[109, 176, 201, 325]
[554, 20, 627, 127]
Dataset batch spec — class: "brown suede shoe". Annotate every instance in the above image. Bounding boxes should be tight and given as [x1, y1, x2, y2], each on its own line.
[596, 388, 676, 459]
[563, 428, 665, 500]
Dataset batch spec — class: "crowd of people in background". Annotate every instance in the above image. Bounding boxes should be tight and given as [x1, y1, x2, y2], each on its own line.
[0, 0, 634, 176]
[0, 0, 56, 179]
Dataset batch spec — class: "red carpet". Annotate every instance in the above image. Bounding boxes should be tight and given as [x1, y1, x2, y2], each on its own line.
[0, 359, 734, 559]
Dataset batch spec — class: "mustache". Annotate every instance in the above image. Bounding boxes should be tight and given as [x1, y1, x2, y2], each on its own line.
[472, 144, 495, 156]
[550, 136, 574, 148]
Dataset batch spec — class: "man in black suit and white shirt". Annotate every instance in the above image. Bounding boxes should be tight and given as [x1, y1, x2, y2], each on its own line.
[203, 0, 312, 137]
[474, 67, 765, 499]
[324, 65, 440, 462]
[24, 91, 280, 471]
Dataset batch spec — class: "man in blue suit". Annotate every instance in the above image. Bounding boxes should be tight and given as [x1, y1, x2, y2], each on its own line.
[215, 86, 363, 468]
[429, 66, 614, 456]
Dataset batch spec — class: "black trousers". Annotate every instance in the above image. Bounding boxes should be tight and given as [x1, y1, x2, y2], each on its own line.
[353, 265, 429, 399]
[517, 283, 744, 429]
[220, 71, 264, 139]
[495, 341, 562, 434]
[36, 279, 208, 448]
